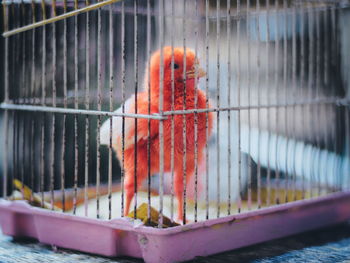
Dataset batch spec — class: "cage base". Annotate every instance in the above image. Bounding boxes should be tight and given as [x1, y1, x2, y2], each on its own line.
[1, 192, 350, 263]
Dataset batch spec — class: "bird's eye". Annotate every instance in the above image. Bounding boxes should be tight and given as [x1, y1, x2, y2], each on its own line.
[173, 63, 179, 69]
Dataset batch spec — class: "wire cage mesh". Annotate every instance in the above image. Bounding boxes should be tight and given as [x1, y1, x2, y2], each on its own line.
[0, 0, 350, 261]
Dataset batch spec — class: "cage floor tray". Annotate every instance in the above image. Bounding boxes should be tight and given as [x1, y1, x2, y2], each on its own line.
[1, 192, 350, 263]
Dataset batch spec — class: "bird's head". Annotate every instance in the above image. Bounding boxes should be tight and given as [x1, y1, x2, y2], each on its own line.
[148, 46, 205, 96]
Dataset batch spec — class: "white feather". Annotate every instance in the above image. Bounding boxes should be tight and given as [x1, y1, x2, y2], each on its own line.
[100, 96, 135, 147]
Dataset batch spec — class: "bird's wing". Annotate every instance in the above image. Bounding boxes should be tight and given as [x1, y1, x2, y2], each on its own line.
[100, 95, 150, 150]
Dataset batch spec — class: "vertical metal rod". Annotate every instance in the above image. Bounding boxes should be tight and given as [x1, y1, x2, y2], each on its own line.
[246, 0, 252, 210]
[3, 0, 8, 102]
[334, 104, 341, 191]
[300, 4, 306, 199]
[330, 3, 337, 191]
[146, 0, 152, 223]
[236, 0, 242, 213]
[13, 2, 18, 196]
[41, 4, 47, 206]
[205, 0, 210, 220]
[307, 1, 314, 197]
[84, 0, 90, 217]
[2, 1, 9, 198]
[50, 0, 57, 210]
[291, 1, 297, 201]
[323, 4, 330, 191]
[282, 0, 288, 204]
[9, 1, 16, 197]
[41, 0, 47, 21]
[274, 0, 280, 204]
[96, 5, 102, 219]
[20, 0, 26, 196]
[21, 115, 25, 196]
[24, 14, 29, 194]
[226, 0, 231, 216]
[133, 0, 138, 219]
[193, 0, 199, 223]
[121, 0, 126, 217]
[315, 1, 321, 196]
[170, 0, 175, 223]
[30, 0, 36, 201]
[3, 105, 8, 198]
[158, 0, 165, 228]
[256, 0, 261, 209]
[73, 1, 79, 215]
[216, 0, 221, 218]
[16, 9, 22, 190]
[16, 114, 20, 195]
[61, 0, 68, 213]
[108, 2, 114, 220]
[13, 109, 17, 197]
[345, 107, 350, 190]
[182, 0, 187, 225]
[265, 0, 271, 207]
[8, 1, 12, 193]
[40, 99, 45, 203]
[323, 6, 329, 88]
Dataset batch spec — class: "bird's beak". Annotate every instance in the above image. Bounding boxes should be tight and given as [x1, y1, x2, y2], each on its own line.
[186, 65, 206, 79]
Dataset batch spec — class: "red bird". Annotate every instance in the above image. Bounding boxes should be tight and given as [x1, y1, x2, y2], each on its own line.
[101, 47, 214, 222]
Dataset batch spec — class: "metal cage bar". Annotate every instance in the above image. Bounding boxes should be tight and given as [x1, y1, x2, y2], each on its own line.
[2, 0, 122, 37]
[1, 0, 349, 232]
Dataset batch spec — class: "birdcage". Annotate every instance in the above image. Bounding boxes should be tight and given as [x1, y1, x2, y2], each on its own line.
[0, 0, 350, 262]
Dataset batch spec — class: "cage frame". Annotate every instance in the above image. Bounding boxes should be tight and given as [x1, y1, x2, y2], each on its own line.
[1, 192, 350, 262]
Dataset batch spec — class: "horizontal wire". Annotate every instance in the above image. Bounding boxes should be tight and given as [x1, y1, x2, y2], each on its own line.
[0, 103, 166, 119]
[2, 97, 348, 119]
[10, 95, 116, 105]
[18, 94, 347, 106]
[2, 0, 121, 37]
[162, 98, 350, 116]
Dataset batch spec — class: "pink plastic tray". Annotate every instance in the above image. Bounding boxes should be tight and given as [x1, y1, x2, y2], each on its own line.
[1, 192, 350, 262]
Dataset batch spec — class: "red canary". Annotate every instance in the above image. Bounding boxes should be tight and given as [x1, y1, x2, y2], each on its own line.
[101, 47, 214, 222]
